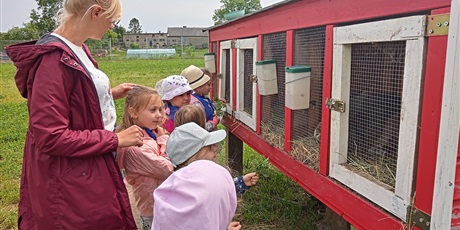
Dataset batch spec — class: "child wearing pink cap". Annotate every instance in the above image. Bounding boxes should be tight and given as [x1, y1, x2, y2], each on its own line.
[153, 123, 240, 230]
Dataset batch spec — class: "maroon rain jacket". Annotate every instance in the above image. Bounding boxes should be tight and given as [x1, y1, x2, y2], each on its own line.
[5, 34, 136, 230]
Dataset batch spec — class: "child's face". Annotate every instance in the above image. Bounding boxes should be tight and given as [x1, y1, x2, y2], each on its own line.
[169, 91, 192, 107]
[201, 143, 219, 161]
[194, 80, 212, 96]
[133, 96, 165, 129]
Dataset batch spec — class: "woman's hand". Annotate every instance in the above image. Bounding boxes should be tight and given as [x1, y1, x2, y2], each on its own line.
[243, 172, 259, 187]
[111, 83, 136, 100]
[116, 125, 144, 147]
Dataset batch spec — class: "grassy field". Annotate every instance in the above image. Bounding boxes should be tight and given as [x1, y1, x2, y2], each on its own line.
[0, 58, 321, 229]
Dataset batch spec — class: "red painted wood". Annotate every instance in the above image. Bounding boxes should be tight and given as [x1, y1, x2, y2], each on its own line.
[209, 42, 215, 98]
[216, 41, 221, 98]
[256, 35, 263, 135]
[284, 30, 294, 152]
[232, 46, 237, 111]
[319, 25, 334, 176]
[209, 0, 450, 42]
[414, 7, 449, 218]
[222, 116, 402, 229]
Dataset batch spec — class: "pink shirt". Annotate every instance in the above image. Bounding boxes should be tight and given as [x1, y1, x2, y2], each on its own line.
[116, 131, 174, 217]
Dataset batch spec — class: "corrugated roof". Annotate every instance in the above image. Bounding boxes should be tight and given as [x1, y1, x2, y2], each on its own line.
[207, 0, 298, 31]
[167, 27, 209, 37]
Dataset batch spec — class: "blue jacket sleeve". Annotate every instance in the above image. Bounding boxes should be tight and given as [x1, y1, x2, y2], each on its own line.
[234, 176, 249, 194]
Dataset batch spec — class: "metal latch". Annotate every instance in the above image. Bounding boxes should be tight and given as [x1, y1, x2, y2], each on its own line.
[249, 74, 257, 83]
[325, 98, 345, 113]
[407, 206, 431, 230]
[231, 40, 236, 48]
[426, 13, 449, 36]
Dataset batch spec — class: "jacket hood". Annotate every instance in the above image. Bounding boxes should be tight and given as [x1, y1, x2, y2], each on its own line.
[5, 34, 94, 98]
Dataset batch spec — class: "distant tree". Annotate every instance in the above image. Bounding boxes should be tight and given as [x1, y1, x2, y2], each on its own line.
[130, 43, 140, 49]
[0, 23, 41, 40]
[128, 18, 142, 34]
[29, 0, 63, 35]
[113, 24, 127, 38]
[212, 0, 261, 25]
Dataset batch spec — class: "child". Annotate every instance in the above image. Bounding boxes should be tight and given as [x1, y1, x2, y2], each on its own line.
[174, 105, 259, 194]
[154, 123, 240, 230]
[153, 160, 238, 230]
[181, 65, 220, 131]
[115, 85, 174, 230]
[159, 75, 193, 133]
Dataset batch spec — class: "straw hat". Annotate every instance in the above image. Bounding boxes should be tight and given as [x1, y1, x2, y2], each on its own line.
[180, 65, 211, 89]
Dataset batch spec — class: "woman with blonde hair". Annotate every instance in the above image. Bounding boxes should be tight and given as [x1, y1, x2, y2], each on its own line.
[6, 0, 140, 229]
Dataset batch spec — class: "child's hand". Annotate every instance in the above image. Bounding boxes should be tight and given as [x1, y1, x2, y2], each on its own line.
[243, 172, 259, 187]
[211, 114, 220, 127]
[154, 126, 167, 136]
[228, 221, 242, 230]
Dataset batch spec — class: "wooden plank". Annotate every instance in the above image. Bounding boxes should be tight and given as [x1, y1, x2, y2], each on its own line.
[414, 7, 449, 215]
[394, 37, 425, 201]
[329, 43, 351, 165]
[334, 15, 426, 44]
[319, 25, 334, 176]
[209, 0, 450, 42]
[431, 1, 460, 228]
[284, 30, 294, 152]
[256, 35, 263, 135]
[331, 164, 408, 219]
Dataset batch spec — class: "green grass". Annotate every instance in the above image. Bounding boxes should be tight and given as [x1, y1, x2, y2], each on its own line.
[0, 59, 321, 229]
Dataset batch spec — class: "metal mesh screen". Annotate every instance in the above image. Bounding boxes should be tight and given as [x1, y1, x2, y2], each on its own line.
[243, 49, 254, 115]
[261, 32, 286, 150]
[346, 41, 406, 189]
[290, 27, 326, 171]
[224, 50, 231, 103]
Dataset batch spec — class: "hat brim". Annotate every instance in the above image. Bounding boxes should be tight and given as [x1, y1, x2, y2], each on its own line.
[204, 129, 226, 147]
[161, 85, 193, 101]
[190, 75, 211, 89]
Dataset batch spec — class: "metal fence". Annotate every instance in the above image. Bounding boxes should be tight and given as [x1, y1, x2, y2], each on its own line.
[1, 39, 206, 62]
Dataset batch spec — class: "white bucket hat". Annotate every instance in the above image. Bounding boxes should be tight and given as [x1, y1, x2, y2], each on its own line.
[180, 65, 211, 89]
[166, 122, 226, 166]
[161, 75, 193, 101]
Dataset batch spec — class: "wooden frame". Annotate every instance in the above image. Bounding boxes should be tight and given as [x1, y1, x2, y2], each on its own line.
[235, 37, 258, 130]
[431, 2, 460, 228]
[329, 15, 427, 219]
[219, 40, 234, 114]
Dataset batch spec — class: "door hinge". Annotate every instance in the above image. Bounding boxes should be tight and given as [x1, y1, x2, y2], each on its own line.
[426, 13, 449, 36]
[325, 98, 346, 113]
[407, 206, 431, 230]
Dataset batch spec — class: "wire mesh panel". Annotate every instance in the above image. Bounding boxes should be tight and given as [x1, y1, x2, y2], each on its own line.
[261, 32, 286, 150]
[346, 41, 405, 189]
[243, 49, 254, 115]
[290, 27, 326, 171]
[224, 50, 231, 103]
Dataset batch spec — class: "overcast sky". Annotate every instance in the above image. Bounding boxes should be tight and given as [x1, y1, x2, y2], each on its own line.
[0, 0, 282, 33]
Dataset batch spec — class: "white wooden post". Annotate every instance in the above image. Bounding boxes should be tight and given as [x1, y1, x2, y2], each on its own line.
[431, 0, 460, 228]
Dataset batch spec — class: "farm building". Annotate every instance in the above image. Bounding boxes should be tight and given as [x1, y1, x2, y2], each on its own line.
[207, 0, 459, 229]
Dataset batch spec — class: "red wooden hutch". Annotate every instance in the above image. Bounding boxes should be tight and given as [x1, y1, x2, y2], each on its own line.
[207, 0, 460, 229]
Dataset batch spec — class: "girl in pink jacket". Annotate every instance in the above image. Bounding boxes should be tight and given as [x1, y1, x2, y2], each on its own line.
[116, 85, 174, 230]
